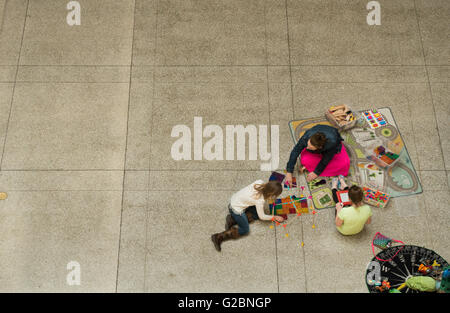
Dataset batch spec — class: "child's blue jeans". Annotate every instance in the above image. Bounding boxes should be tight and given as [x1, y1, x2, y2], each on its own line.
[228, 204, 259, 236]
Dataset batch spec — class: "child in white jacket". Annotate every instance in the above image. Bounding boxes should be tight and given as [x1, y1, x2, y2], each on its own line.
[211, 180, 284, 252]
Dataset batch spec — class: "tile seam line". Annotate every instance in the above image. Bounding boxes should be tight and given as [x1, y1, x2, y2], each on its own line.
[284, 0, 308, 293]
[2, 64, 450, 67]
[0, 0, 7, 35]
[412, 0, 449, 251]
[0, 0, 29, 171]
[5, 81, 449, 84]
[144, 0, 159, 293]
[284, 0, 295, 117]
[262, 0, 279, 293]
[413, 2, 448, 177]
[0, 168, 293, 172]
[115, 0, 137, 293]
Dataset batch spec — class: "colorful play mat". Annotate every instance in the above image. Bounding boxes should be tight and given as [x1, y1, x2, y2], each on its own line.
[289, 107, 422, 209]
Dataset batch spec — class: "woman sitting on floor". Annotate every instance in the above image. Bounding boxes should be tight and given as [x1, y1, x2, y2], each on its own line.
[285, 124, 350, 184]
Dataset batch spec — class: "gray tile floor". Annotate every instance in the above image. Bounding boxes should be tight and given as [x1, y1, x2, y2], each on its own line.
[0, 0, 448, 292]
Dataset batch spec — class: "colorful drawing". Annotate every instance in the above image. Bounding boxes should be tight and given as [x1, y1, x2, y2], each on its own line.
[269, 195, 309, 216]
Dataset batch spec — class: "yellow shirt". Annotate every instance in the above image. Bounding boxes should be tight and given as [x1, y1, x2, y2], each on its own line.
[337, 204, 372, 235]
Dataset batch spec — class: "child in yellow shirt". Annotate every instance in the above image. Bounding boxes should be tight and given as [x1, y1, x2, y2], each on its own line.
[335, 185, 372, 235]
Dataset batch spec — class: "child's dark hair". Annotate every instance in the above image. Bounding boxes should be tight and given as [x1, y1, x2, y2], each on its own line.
[254, 181, 282, 200]
[310, 132, 327, 150]
[348, 185, 364, 206]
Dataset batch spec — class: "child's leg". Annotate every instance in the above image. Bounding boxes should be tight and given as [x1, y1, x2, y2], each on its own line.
[332, 188, 339, 203]
[338, 175, 348, 190]
[229, 209, 251, 236]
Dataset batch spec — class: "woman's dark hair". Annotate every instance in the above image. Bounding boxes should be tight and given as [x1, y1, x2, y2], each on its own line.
[310, 132, 327, 150]
[254, 181, 282, 200]
[348, 185, 364, 206]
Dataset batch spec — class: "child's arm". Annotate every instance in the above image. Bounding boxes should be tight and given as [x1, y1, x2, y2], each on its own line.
[335, 203, 344, 227]
[256, 202, 283, 222]
[365, 217, 372, 225]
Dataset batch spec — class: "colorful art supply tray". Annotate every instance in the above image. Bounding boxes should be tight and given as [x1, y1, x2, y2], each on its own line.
[363, 186, 390, 208]
[363, 109, 387, 129]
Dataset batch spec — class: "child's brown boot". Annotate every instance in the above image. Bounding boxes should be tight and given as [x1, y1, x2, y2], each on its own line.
[211, 227, 240, 252]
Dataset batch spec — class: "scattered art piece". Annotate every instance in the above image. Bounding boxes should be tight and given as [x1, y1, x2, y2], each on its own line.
[269, 195, 309, 216]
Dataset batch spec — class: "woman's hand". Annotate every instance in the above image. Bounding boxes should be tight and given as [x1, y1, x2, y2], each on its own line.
[298, 165, 306, 174]
[285, 172, 293, 186]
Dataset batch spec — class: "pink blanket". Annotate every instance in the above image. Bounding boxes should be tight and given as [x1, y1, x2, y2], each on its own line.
[300, 143, 350, 177]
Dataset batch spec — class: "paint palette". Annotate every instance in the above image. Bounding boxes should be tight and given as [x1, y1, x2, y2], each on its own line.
[363, 109, 387, 129]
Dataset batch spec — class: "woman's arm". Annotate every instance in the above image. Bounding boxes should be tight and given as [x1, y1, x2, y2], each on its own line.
[255, 202, 275, 221]
[313, 126, 343, 175]
[286, 134, 308, 173]
[313, 148, 336, 176]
